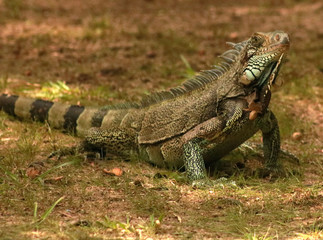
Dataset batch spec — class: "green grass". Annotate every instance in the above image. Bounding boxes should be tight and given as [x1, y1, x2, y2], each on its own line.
[82, 16, 112, 40]
[33, 196, 65, 225]
[3, 0, 25, 19]
[0, 75, 9, 90]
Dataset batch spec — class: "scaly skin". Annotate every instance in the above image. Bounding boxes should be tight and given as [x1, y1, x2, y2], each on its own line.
[0, 31, 290, 182]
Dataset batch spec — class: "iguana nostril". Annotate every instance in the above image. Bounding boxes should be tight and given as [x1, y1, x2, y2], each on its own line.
[281, 35, 289, 44]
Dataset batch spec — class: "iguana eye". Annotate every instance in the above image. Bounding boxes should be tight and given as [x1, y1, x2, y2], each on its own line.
[251, 35, 264, 47]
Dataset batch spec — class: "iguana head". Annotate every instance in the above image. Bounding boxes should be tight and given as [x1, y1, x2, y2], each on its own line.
[239, 30, 290, 88]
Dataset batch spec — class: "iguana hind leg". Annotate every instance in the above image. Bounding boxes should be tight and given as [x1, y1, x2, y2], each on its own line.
[84, 127, 136, 157]
[48, 127, 136, 161]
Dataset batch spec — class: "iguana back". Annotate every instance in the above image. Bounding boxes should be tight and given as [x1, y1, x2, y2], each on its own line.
[0, 38, 245, 140]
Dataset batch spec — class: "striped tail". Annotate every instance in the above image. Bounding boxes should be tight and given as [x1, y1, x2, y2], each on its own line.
[0, 94, 108, 136]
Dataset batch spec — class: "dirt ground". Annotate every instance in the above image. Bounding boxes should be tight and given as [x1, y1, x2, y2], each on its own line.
[0, 0, 322, 239]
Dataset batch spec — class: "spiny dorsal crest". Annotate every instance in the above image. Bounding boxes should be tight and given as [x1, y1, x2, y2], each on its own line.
[139, 40, 247, 107]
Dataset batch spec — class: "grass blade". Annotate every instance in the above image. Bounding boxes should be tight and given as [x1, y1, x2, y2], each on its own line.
[35, 196, 65, 225]
[0, 165, 20, 184]
[33, 159, 78, 183]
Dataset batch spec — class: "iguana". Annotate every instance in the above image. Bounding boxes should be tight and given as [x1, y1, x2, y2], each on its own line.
[0, 30, 290, 184]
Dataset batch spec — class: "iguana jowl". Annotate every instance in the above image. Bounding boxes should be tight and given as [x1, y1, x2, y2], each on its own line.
[0, 31, 290, 182]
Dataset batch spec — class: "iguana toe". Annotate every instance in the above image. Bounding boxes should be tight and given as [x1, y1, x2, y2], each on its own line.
[192, 177, 238, 189]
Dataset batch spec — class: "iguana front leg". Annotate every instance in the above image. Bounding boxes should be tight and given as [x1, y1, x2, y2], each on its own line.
[257, 110, 280, 170]
[182, 103, 244, 182]
[182, 117, 224, 181]
[183, 137, 238, 189]
[183, 139, 207, 180]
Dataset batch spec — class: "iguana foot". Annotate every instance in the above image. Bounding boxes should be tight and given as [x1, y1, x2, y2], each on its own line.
[192, 177, 238, 189]
[236, 143, 264, 158]
[246, 142, 299, 165]
[278, 149, 300, 165]
[48, 144, 102, 161]
[257, 164, 295, 179]
[48, 146, 80, 159]
[237, 143, 300, 167]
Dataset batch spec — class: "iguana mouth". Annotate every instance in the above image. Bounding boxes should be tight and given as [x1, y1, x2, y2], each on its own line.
[240, 31, 289, 86]
[241, 55, 282, 89]
[257, 40, 289, 57]
[268, 53, 284, 88]
[255, 53, 284, 89]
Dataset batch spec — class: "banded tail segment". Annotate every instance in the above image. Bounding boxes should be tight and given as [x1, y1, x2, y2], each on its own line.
[0, 94, 104, 136]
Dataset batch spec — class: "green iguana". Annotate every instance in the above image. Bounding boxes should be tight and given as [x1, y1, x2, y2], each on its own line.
[0, 30, 290, 184]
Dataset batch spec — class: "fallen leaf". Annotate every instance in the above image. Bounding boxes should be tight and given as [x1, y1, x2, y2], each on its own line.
[292, 132, 302, 141]
[146, 51, 156, 58]
[51, 176, 64, 181]
[26, 167, 41, 178]
[103, 168, 123, 176]
[24, 70, 32, 76]
[44, 176, 64, 184]
[229, 32, 238, 39]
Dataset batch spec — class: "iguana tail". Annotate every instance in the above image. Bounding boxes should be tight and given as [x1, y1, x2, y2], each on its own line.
[0, 94, 140, 137]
